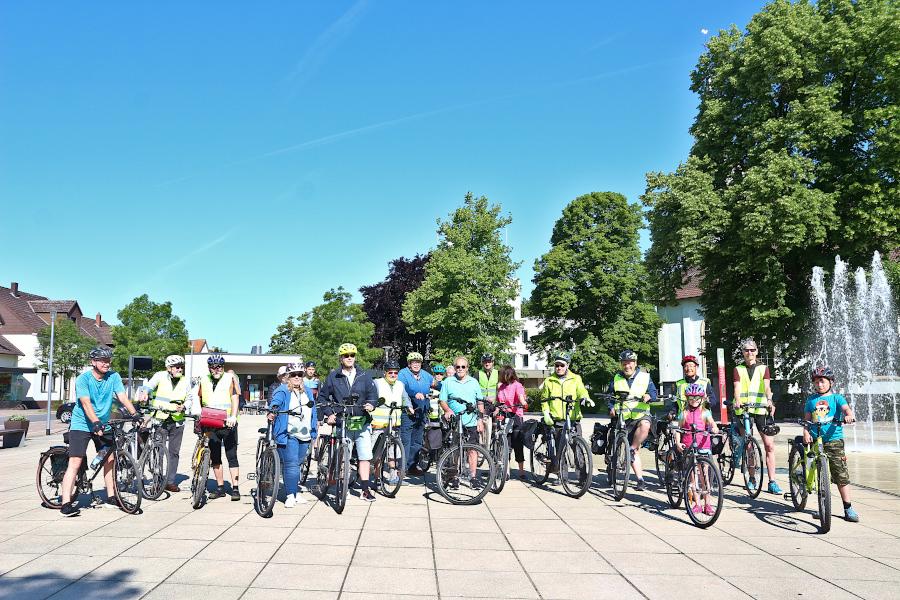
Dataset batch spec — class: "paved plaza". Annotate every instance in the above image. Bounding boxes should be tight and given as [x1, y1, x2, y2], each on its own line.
[2, 416, 900, 600]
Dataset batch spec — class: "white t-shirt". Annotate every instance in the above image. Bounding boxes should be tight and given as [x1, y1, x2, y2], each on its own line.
[287, 389, 313, 442]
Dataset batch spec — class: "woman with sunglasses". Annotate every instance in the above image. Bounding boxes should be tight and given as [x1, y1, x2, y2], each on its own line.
[270, 362, 318, 507]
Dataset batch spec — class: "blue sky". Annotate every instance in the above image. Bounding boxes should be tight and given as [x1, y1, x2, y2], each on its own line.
[1, 1, 765, 352]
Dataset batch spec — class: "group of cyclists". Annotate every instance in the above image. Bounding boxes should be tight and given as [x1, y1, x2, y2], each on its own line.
[50, 336, 860, 524]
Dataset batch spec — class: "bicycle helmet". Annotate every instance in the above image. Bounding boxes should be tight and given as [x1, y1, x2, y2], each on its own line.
[338, 343, 358, 356]
[406, 351, 423, 362]
[432, 364, 446, 374]
[207, 354, 225, 366]
[286, 362, 304, 374]
[277, 365, 288, 377]
[304, 360, 316, 368]
[165, 355, 184, 367]
[618, 349, 638, 362]
[89, 346, 113, 361]
[383, 360, 400, 371]
[810, 366, 835, 381]
[481, 353, 494, 364]
[681, 355, 699, 366]
[684, 382, 706, 398]
[552, 351, 571, 365]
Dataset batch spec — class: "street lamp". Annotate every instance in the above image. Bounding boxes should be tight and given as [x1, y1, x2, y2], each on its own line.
[45, 309, 57, 436]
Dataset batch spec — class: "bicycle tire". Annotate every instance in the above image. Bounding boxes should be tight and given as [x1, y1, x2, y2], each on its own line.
[300, 436, 320, 486]
[477, 425, 490, 467]
[529, 431, 551, 486]
[817, 455, 832, 534]
[684, 456, 723, 528]
[254, 446, 281, 518]
[490, 433, 510, 494]
[36, 447, 68, 509]
[719, 433, 736, 486]
[664, 448, 683, 508]
[788, 441, 808, 510]
[436, 443, 495, 505]
[378, 436, 405, 498]
[610, 434, 630, 501]
[654, 433, 670, 486]
[255, 436, 266, 467]
[313, 439, 332, 500]
[334, 443, 351, 514]
[114, 451, 142, 514]
[743, 437, 763, 499]
[191, 447, 209, 509]
[139, 439, 168, 500]
[560, 435, 593, 498]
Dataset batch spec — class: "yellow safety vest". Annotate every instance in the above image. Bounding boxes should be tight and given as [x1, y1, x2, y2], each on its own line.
[150, 372, 188, 422]
[735, 364, 768, 415]
[478, 369, 499, 401]
[614, 370, 651, 420]
[541, 372, 589, 422]
[675, 377, 711, 413]
[199, 372, 238, 416]
[372, 378, 404, 429]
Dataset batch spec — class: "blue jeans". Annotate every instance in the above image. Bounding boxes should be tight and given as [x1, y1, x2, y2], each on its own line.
[278, 437, 310, 496]
[401, 413, 425, 470]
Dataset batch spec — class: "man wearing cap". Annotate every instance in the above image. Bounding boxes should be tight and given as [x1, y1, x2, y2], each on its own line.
[676, 355, 717, 413]
[268, 366, 289, 407]
[540, 352, 594, 473]
[398, 351, 434, 476]
[138, 355, 190, 493]
[303, 361, 319, 401]
[607, 349, 658, 491]
[372, 360, 413, 485]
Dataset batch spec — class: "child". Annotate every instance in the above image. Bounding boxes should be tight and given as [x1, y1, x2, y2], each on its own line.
[676, 382, 719, 515]
[804, 366, 859, 522]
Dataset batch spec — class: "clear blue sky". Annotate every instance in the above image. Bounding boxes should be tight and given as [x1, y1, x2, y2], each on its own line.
[1, 1, 765, 352]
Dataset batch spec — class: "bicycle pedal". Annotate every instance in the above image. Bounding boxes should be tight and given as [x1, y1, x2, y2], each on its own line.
[246, 472, 257, 480]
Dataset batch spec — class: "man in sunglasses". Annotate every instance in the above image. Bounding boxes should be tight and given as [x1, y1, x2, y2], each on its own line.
[733, 338, 780, 494]
[438, 356, 486, 488]
[138, 355, 190, 493]
[398, 351, 433, 476]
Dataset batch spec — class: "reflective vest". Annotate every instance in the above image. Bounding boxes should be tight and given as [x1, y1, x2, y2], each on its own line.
[428, 389, 441, 421]
[541, 372, 589, 422]
[150, 372, 188, 422]
[675, 377, 711, 413]
[478, 369, 499, 401]
[199, 372, 238, 416]
[613, 370, 651, 420]
[372, 378, 404, 429]
[735, 364, 768, 415]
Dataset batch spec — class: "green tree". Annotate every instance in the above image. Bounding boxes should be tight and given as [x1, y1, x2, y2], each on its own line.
[529, 192, 662, 391]
[35, 318, 97, 401]
[111, 295, 190, 376]
[269, 315, 310, 354]
[403, 192, 520, 364]
[643, 0, 900, 376]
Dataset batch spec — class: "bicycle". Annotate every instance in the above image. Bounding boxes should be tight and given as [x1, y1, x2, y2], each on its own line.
[786, 417, 846, 534]
[435, 396, 496, 505]
[663, 423, 724, 528]
[598, 391, 642, 501]
[371, 401, 406, 498]
[187, 416, 233, 510]
[138, 405, 182, 500]
[249, 407, 307, 518]
[313, 394, 369, 514]
[529, 395, 593, 498]
[36, 418, 143, 514]
[415, 418, 449, 473]
[483, 399, 516, 494]
[726, 402, 768, 498]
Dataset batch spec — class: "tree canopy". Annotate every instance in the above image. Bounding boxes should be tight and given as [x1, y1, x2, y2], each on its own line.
[643, 0, 900, 375]
[35, 318, 97, 399]
[111, 295, 190, 376]
[403, 192, 520, 364]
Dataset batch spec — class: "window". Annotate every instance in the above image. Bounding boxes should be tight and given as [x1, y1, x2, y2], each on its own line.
[521, 330, 529, 343]
[521, 354, 529, 368]
[41, 373, 53, 393]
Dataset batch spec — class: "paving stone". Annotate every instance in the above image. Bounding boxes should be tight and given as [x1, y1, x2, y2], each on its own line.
[438, 569, 539, 598]
[343, 565, 437, 596]
[251, 563, 347, 591]
[530, 572, 643, 600]
[165, 557, 264, 587]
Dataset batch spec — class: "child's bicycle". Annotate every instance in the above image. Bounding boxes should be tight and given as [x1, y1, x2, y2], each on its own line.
[785, 416, 846, 534]
[663, 423, 725, 528]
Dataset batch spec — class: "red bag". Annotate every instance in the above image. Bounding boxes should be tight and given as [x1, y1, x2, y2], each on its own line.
[199, 407, 227, 429]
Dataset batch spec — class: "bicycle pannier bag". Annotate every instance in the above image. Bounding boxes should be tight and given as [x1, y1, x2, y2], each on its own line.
[425, 426, 443, 450]
[198, 407, 227, 429]
[590, 422, 608, 455]
[521, 419, 540, 451]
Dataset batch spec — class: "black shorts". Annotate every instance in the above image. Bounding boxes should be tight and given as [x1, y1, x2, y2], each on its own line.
[67, 430, 105, 458]
[464, 426, 480, 444]
[625, 415, 653, 444]
[735, 413, 768, 437]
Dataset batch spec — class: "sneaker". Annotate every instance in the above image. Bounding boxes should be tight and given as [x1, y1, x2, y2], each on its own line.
[635, 479, 646, 492]
[470, 477, 483, 491]
[691, 504, 701, 514]
[387, 473, 400, 485]
[746, 479, 757, 492]
[768, 481, 783, 495]
[295, 493, 309, 505]
[285, 494, 296, 509]
[449, 478, 460, 490]
[164, 483, 180, 493]
[845, 507, 860, 522]
[209, 487, 226, 500]
[361, 489, 376, 502]
[406, 466, 424, 476]
[60, 502, 80, 518]
[101, 497, 122, 509]
[231, 487, 241, 501]
[812, 511, 820, 520]
[703, 505, 716, 516]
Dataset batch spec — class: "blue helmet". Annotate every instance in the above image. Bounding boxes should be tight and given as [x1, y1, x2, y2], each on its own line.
[207, 354, 225, 366]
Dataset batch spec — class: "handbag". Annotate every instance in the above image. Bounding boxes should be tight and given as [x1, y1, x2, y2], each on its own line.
[198, 407, 227, 429]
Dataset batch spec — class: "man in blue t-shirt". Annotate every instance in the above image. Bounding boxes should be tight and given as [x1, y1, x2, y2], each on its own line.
[438, 356, 485, 489]
[803, 366, 858, 523]
[398, 352, 434, 475]
[61, 346, 141, 517]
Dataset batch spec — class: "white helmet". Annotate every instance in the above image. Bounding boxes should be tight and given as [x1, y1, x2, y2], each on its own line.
[286, 362, 304, 375]
[277, 365, 288, 377]
[165, 355, 185, 367]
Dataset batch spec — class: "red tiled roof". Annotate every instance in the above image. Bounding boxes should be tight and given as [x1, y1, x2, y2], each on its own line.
[675, 269, 703, 300]
[27, 300, 79, 315]
[190, 339, 208, 353]
[0, 284, 113, 344]
[0, 334, 23, 356]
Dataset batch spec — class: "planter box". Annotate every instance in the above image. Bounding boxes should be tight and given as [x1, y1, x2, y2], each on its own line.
[0, 430, 25, 448]
[4, 419, 30, 440]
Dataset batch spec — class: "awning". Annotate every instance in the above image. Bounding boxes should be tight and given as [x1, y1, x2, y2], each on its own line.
[0, 366, 38, 374]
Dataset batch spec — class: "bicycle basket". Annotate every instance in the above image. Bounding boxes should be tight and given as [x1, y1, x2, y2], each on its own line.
[521, 419, 540, 451]
[50, 452, 68, 482]
[590, 423, 608, 455]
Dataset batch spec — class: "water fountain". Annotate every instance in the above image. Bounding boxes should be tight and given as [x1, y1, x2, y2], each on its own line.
[811, 252, 900, 451]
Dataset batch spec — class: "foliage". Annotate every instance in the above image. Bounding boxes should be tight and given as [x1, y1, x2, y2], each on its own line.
[884, 255, 900, 308]
[643, 0, 900, 378]
[6, 415, 28, 422]
[403, 192, 520, 364]
[110, 295, 190, 376]
[360, 254, 431, 363]
[35, 318, 98, 398]
[269, 287, 381, 373]
[529, 192, 662, 390]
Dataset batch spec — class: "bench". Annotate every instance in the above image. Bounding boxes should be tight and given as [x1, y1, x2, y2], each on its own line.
[0, 429, 25, 448]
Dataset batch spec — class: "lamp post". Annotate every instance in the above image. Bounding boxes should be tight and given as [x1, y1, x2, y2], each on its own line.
[45, 309, 57, 436]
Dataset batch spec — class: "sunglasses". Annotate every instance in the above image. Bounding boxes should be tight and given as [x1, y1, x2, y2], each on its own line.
[743, 348, 758, 353]
[454, 364, 468, 369]
[209, 365, 224, 370]
[289, 372, 303, 377]
[386, 370, 399, 375]
[341, 353, 357, 358]
[170, 365, 184, 369]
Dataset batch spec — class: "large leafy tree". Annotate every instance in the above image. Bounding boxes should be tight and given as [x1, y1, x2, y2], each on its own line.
[643, 0, 900, 376]
[111, 295, 190, 376]
[529, 192, 662, 391]
[360, 254, 431, 363]
[403, 192, 520, 363]
[35, 318, 97, 401]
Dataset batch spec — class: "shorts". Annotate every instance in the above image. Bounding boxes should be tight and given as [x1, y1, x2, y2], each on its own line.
[735, 413, 768, 437]
[823, 439, 851, 486]
[209, 427, 239, 468]
[625, 415, 653, 445]
[464, 426, 480, 445]
[67, 430, 105, 458]
[348, 426, 374, 461]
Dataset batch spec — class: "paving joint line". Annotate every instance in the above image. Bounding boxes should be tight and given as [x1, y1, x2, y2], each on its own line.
[482, 484, 544, 600]
[335, 492, 373, 599]
[424, 478, 442, 600]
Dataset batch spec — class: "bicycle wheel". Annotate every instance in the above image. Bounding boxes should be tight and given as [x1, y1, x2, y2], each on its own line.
[817, 455, 832, 534]
[334, 443, 351, 514]
[313, 440, 332, 500]
[742, 437, 763, 499]
[191, 448, 210, 509]
[610, 434, 630, 501]
[36, 447, 68, 509]
[114, 451, 142, 514]
[664, 448, 683, 508]
[684, 456, 723, 528]
[378, 436, 405, 498]
[139, 439, 168, 500]
[654, 433, 670, 486]
[788, 441, 808, 510]
[718, 429, 736, 486]
[415, 448, 433, 473]
[477, 424, 490, 467]
[529, 431, 551, 486]
[299, 438, 318, 487]
[436, 443, 495, 505]
[254, 446, 281, 518]
[560, 436, 593, 498]
[490, 433, 510, 494]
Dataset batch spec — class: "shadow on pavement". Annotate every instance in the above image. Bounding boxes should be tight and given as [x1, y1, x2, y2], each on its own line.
[0, 569, 144, 600]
